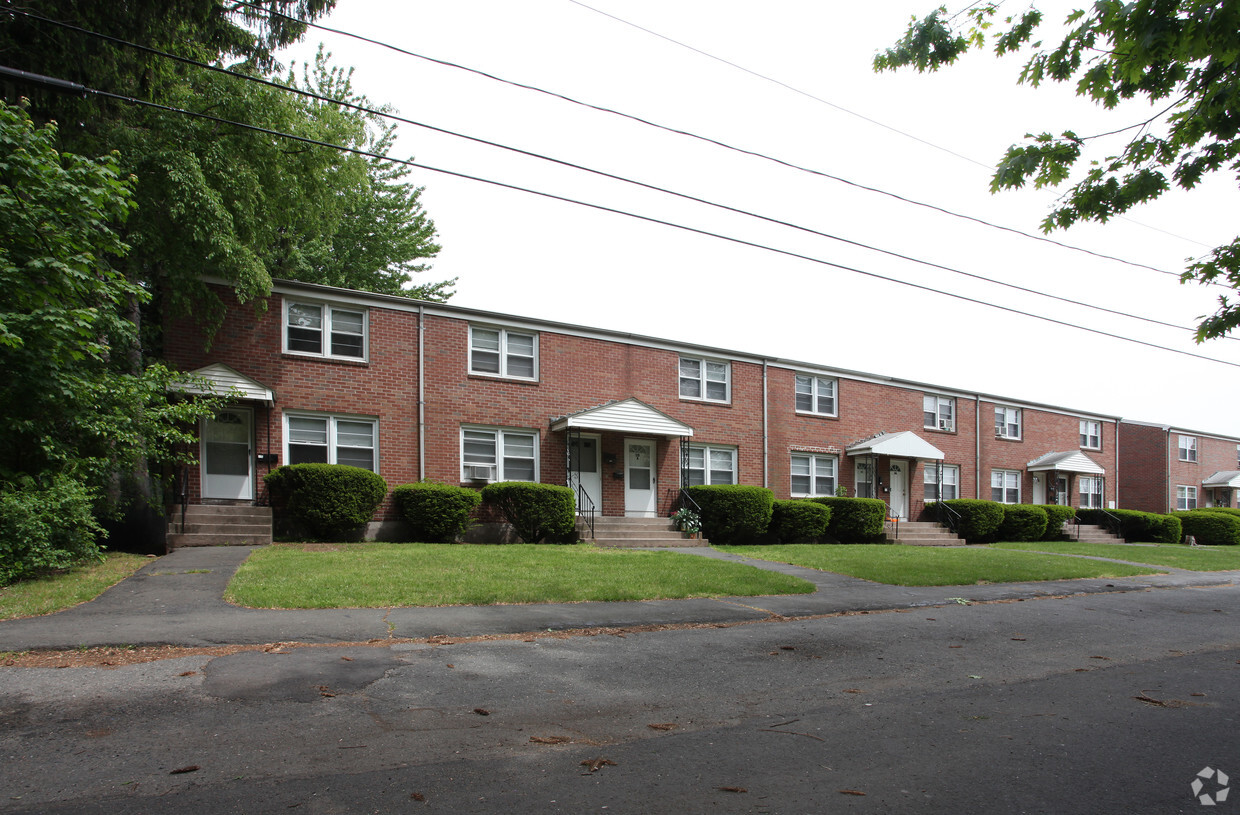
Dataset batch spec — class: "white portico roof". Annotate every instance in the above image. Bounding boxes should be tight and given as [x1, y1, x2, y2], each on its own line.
[174, 363, 274, 406]
[845, 431, 944, 460]
[550, 398, 693, 438]
[1202, 471, 1240, 488]
[1025, 451, 1105, 474]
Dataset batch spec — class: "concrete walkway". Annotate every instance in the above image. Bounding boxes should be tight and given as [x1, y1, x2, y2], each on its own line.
[0, 545, 1235, 651]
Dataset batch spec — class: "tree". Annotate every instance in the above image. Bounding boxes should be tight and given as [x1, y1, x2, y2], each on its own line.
[874, 2, 1240, 341]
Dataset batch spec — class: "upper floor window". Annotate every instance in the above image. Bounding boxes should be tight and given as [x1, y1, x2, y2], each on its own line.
[995, 406, 1021, 439]
[1079, 420, 1101, 450]
[991, 469, 1021, 504]
[791, 453, 837, 497]
[924, 394, 955, 432]
[685, 444, 736, 485]
[1177, 485, 1198, 510]
[1178, 435, 1198, 462]
[680, 357, 730, 402]
[285, 301, 367, 360]
[461, 426, 537, 482]
[1079, 476, 1103, 509]
[924, 464, 960, 501]
[286, 413, 377, 471]
[469, 326, 537, 379]
[795, 375, 837, 416]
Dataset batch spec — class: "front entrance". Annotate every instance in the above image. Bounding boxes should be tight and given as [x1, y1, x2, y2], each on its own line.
[1055, 476, 1069, 506]
[889, 459, 908, 520]
[568, 434, 603, 515]
[202, 408, 254, 500]
[624, 438, 657, 517]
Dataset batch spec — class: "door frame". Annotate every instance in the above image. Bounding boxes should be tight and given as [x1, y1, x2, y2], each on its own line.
[624, 438, 657, 517]
[201, 406, 255, 500]
[568, 433, 603, 515]
[889, 458, 909, 520]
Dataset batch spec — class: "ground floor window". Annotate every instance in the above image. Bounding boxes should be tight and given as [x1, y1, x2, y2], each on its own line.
[791, 453, 836, 497]
[1177, 485, 1198, 510]
[685, 444, 736, 486]
[991, 469, 1020, 504]
[1079, 476, 1103, 509]
[924, 464, 960, 501]
[854, 459, 874, 498]
[286, 413, 377, 471]
[461, 426, 538, 482]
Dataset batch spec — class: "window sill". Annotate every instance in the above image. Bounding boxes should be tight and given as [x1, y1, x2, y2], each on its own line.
[795, 410, 838, 420]
[994, 435, 1023, 443]
[681, 396, 732, 406]
[282, 352, 369, 366]
[468, 373, 541, 386]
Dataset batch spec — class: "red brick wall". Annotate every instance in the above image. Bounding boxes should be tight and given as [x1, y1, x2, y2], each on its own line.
[1119, 423, 1169, 512]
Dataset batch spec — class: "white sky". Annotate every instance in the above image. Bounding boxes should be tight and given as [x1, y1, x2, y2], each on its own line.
[276, 0, 1240, 437]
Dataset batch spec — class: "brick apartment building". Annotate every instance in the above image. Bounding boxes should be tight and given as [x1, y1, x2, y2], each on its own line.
[1119, 421, 1240, 513]
[165, 279, 1159, 539]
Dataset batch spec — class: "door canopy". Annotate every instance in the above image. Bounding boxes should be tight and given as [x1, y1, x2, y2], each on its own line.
[1026, 451, 1105, 474]
[174, 363, 274, 406]
[846, 431, 944, 460]
[550, 398, 692, 438]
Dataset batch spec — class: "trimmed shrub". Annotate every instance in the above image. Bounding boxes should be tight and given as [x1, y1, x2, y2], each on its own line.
[480, 482, 577, 543]
[392, 482, 482, 542]
[686, 485, 774, 545]
[809, 497, 888, 543]
[939, 499, 1005, 543]
[264, 464, 388, 541]
[1040, 504, 1077, 541]
[1078, 508, 1180, 544]
[770, 499, 831, 543]
[997, 505, 1048, 542]
[0, 476, 105, 585]
[1173, 510, 1240, 546]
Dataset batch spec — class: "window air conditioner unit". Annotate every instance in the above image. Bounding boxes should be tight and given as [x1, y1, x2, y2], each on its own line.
[939, 420, 950, 431]
[466, 465, 495, 481]
[997, 428, 1008, 438]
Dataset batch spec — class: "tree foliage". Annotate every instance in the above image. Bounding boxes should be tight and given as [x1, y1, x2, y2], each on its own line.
[875, 2, 1240, 340]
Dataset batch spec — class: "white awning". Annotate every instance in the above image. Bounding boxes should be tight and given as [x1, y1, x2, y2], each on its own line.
[845, 431, 944, 460]
[550, 398, 693, 437]
[173, 363, 274, 406]
[1203, 471, 1240, 488]
[1026, 451, 1105, 474]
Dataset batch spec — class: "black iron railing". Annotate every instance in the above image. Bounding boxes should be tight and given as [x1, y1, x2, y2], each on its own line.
[935, 501, 962, 536]
[575, 484, 596, 540]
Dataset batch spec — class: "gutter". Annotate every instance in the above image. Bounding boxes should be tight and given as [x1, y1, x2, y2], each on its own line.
[418, 304, 426, 482]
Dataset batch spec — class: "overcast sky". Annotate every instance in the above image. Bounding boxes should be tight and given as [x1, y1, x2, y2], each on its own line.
[276, 1, 1240, 437]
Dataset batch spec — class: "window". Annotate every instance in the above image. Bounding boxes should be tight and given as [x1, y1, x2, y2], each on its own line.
[791, 454, 837, 497]
[1178, 435, 1198, 463]
[924, 395, 955, 432]
[991, 469, 1021, 504]
[923, 464, 960, 501]
[1236, 445, 1239, 467]
[286, 414, 377, 471]
[685, 444, 736, 485]
[285, 301, 367, 360]
[461, 427, 538, 482]
[1177, 485, 1198, 510]
[855, 460, 875, 498]
[469, 326, 537, 379]
[679, 357, 730, 402]
[1079, 420, 1101, 449]
[795, 375, 837, 416]
[1079, 476, 1103, 509]
[995, 406, 1021, 439]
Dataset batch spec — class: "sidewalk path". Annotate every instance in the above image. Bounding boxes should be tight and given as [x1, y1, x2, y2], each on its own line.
[0, 546, 1235, 651]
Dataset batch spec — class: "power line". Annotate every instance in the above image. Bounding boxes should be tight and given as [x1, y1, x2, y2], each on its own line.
[9, 5, 1219, 342]
[233, 0, 1196, 283]
[7, 66, 1238, 370]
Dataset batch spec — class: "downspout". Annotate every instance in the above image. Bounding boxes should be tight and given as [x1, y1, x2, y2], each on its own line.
[1114, 420, 1120, 510]
[974, 395, 981, 499]
[418, 305, 426, 482]
[1166, 426, 1172, 513]
[762, 360, 769, 489]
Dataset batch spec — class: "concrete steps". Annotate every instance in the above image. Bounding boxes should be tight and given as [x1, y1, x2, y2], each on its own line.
[888, 520, 966, 546]
[584, 516, 709, 548]
[167, 504, 272, 549]
[1068, 522, 1124, 543]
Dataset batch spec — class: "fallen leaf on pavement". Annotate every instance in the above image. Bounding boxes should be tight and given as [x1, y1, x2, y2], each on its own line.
[581, 758, 616, 772]
[717, 786, 747, 793]
[839, 789, 866, 796]
[647, 723, 678, 731]
[530, 736, 571, 744]
[473, 708, 490, 716]
[170, 766, 199, 775]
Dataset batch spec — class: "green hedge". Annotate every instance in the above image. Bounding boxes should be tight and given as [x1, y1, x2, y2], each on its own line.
[770, 499, 831, 543]
[264, 464, 388, 541]
[1077, 508, 1181, 544]
[480, 482, 577, 544]
[809, 497, 888, 543]
[0, 476, 105, 585]
[1173, 510, 1240, 545]
[998, 505, 1048, 542]
[1040, 504, 1077, 541]
[938, 499, 1005, 543]
[686, 485, 774, 545]
[392, 482, 482, 542]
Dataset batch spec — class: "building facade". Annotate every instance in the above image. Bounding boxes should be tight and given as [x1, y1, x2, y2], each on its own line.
[1118, 421, 1240, 513]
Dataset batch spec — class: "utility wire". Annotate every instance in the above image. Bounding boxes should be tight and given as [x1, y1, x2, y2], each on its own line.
[9, 6, 1219, 341]
[5, 66, 1237, 370]
[234, 0, 1194, 283]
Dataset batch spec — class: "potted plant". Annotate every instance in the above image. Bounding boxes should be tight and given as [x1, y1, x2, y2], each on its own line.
[672, 507, 701, 538]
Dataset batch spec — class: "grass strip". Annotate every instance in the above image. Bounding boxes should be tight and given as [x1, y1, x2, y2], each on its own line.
[225, 543, 815, 608]
[992, 541, 1240, 571]
[716, 544, 1161, 586]
[0, 552, 148, 620]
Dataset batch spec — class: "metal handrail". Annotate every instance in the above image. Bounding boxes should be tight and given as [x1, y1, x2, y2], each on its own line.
[575, 484, 596, 540]
[178, 465, 188, 533]
[1099, 508, 1122, 540]
[935, 501, 962, 536]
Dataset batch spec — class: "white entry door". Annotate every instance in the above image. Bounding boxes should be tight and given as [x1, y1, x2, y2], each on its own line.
[202, 408, 254, 500]
[568, 435, 603, 515]
[624, 439, 657, 517]
[889, 459, 909, 520]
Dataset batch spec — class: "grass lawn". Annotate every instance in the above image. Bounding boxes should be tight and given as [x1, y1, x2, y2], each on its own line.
[0, 552, 148, 620]
[225, 543, 816, 608]
[992, 541, 1240, 571]
[716, 544, 1162, 586]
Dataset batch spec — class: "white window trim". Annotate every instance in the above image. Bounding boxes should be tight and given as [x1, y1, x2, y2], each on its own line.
[924, 394, 956, 432]
[1178, 435, 1198, 463]
[679, 356, 731, 404]
[1177, 485, 1198, 510]
[924, 464, 960, 501]
[1079, 476, 1103, 509]
[995, 406, 1022, 440]
[794, 374, 838, 417]
[468, 325, 539, 380]
[684, 443, 737, 485]
[1079, 419, 1102, 450]
[283, 299, 369, 362]
[460, 425, 539, 483]
[790, 453, 838, 497]
[991, 469, 1021, 504]
[283, 411, 378, 472]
